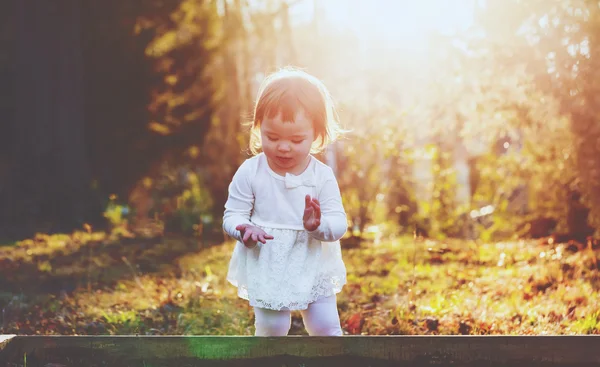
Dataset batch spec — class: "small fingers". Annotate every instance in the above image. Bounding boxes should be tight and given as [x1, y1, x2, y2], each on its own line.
[243, 229, 251, 243]
[304, 204, 313, 220]
[305, 195, 311, 207]
[251, 233, 258, 242]
[313, 202, 321, 219]
[311, 198, 320, 213]
[264, 234, 274, 240]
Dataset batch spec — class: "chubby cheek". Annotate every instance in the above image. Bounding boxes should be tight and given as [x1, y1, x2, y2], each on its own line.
[261, 139, 276, 156]
[297, 141, 312, 155]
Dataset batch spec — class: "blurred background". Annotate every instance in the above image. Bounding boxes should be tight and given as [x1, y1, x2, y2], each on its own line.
[1, 0, 599, 243]
[0, 0, 599, 336]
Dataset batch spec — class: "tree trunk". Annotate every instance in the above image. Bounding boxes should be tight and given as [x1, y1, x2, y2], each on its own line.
[571, 111, 600, 234]
[204, 0, 245, 230]
[1, 0, 99, 241]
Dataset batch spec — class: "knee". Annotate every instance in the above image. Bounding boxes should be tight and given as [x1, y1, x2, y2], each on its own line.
[303, 308, 343, 336]
[254, 311, 291, 336]
[303, 296, 343, 336]
[306, 321, 343, 336]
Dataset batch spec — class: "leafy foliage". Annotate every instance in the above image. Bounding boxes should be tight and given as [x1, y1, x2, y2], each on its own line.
[467, 0, 600, 235]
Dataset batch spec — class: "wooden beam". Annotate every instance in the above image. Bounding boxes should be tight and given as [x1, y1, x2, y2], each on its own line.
[0, 335, 599, 366]
[0, 334, 15, 352]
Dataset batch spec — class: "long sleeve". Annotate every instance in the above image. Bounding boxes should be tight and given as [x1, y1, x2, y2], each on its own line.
[307, 171, 347, 242]
[222, 161, 254, 243]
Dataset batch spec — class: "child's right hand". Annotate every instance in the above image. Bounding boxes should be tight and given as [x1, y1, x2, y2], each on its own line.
[235, 224, 274, 248]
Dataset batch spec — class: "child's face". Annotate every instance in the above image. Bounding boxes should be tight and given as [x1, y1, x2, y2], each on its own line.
[260, 109, 315, 175]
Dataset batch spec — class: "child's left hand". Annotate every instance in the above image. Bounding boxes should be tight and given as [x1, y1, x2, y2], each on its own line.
[303, 195, 321, 231]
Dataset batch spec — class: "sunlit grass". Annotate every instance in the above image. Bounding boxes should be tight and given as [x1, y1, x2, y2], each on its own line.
[0, 231, 598, 335]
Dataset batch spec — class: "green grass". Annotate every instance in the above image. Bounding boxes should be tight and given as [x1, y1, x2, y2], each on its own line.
[0, 231, 598, 335]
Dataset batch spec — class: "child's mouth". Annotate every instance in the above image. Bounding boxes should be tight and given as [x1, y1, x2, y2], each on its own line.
[277, 156, 292, 165]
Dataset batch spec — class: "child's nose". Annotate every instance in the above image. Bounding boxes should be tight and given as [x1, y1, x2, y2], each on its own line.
[278, 142, 291, 152]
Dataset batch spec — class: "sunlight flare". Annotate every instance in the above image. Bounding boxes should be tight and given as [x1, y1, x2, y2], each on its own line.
[309, 0, 475, 44]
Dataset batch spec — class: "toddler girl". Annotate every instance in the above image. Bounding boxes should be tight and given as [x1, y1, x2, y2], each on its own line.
[223, 67, 348, 336]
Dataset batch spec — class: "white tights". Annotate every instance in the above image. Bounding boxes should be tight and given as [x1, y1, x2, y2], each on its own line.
[254, 294, 343, 336]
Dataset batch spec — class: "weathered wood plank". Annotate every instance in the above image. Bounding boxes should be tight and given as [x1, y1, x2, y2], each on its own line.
[0, 335, 599, 367]
[0, 335, 15, 352]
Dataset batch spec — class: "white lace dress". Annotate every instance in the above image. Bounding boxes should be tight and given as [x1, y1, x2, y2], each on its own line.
[226, 227, 347, 311]
[223, 153, 348, 311]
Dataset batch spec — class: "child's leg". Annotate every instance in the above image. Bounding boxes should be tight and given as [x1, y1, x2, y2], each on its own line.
[253, 307, 292, 336]
[300, 294, 343, 336]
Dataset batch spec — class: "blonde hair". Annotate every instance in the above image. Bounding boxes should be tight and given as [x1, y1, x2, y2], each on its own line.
[247, 67, 344, 155]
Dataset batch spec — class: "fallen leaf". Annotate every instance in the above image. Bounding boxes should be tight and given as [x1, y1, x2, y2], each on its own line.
[346, 313, 364, 334]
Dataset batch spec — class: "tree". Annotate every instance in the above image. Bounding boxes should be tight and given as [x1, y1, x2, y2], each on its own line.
[1, 0, 98, 240]
[83, 0, 220, 200]
[0, 0, 16, 188]
[1, 0, 222, 241]
[470, 0, 600, 235]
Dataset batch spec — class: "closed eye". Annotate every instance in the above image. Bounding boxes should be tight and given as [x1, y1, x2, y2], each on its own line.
[292, 140, 305, 144]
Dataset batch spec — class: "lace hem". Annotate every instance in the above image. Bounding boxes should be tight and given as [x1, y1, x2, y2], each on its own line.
[229, 273, 346, 311]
